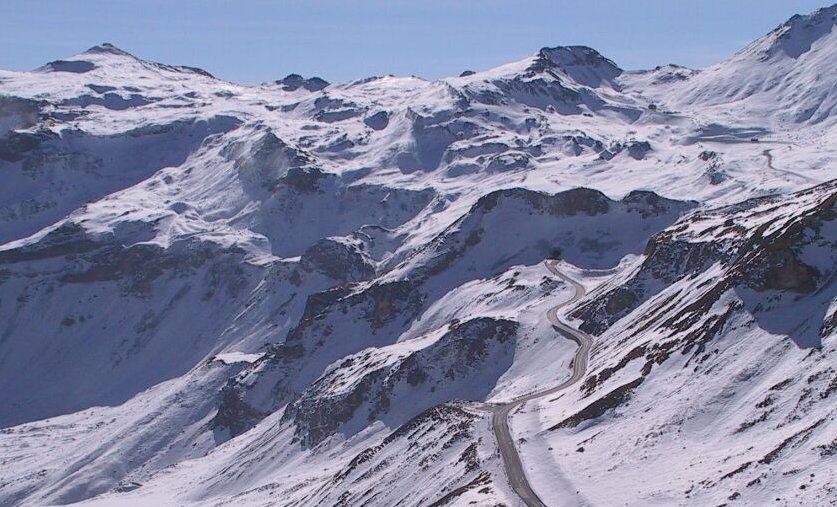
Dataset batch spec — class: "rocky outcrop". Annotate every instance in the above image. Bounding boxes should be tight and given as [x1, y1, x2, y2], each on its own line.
[276, 73, 329, 92]
[300, 237, 375, 282]
[363, 110, 389, 130]
[576, 180, 837, 344]
[406, 187, 694, 289]
[532, 46, 623, 89]
[211, 385, 266, 438]
[214, 277, 426, 431]
[233, 130, 316, 192]
[284, 317, 518, 447]
[551, 377, 644, 429]
[322, 402, 492, 506]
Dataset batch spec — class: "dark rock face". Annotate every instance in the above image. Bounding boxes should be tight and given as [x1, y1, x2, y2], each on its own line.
[310, 95, 364, 123]
[358, 280, 424, 330]
[280, 166, 326, 193]
[214, 278, 427, 431]
[551, 377, 644, 429]
[41, 60, 96, 73]
[576, 180, 837, 349]
[84, 42, 130, 56]
[731, 193, 835, 294]
[411, 187, 693, 291]
[0, 222, 100, 264]
[234, 130, 315, 193]
[326, 402, 487, 506]
[474, 187, 610, 215]
[301, 237, 375, 282]
[86, 84, 118, 94]
[363, 110, 389, 130]
[534, 45, 623, 88]
[283, 317, 518, 447]
[211, 385, 265, 438]
[0, 96, 42, 132]
[626, 140, 652, 159]
[575, 236, 727, 335]
[599, 140, 652, 160]
[0, 97, 48, 162]
[60, 93, 155, 111]
[277, 74, 329, 92]
[174, 65, 215, 79]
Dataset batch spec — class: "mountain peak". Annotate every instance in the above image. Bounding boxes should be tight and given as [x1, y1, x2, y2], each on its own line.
[536, 45, 618, 67]
[754, 3, 837, 60]
[36, 43, 136, 74]
[529, 45, 622, 88]
[83, 43, 135, 58]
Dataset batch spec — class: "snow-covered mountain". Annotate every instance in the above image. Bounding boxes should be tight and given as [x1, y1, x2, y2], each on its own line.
[0, 5, 835, 507]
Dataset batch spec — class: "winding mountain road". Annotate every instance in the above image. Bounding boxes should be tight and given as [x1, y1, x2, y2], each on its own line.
[762, 149, 777, 170]
[488, 260, 593, 507]
[763, 148, 816, 183]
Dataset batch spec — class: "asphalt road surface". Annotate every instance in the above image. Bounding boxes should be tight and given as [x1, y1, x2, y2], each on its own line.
[763, 148, 816, 183]
[487, 259, 593, 507]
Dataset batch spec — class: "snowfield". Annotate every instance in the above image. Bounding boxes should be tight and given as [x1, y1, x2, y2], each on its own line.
[1, 5, 836, 507]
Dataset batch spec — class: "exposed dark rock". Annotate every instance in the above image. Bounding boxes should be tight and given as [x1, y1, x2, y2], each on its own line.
[211, 385, 266, 438]
[284, 318, 516, 446]
[234, 130, 315, 192]
[532, 46, 623, 88]
[327, 402, 484, 506]
[551, 377, 644, 429]
[277, 74, 329, 92]
[600, 140, 652, 160]
[699, 150, 718, 162]
[279, 166, 326, 193]
[60, 93, 155, 111]
[301, 237, 375, 282]
[0, 96, 43, 132]
[86, 84, 118, 94]
[0, 129, 54, 163]
[582, 344, 647, 396]
[173, 65, 215, 79]
[396, 109, 475, 172]
[84, 43, 130, 56]
[426, 473, 490, 507]
[627, 140, 652, 159]
[364, 110, 389, 130]
[312, 95, 363, 123]
[0, 222, 99, 264]
[40, 60, 96, 73]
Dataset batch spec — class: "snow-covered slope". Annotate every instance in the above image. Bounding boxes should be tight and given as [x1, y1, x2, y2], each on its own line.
[668, 5, 837, 126]
[518, 180, 837, 506]
[0, 4, 836, 506]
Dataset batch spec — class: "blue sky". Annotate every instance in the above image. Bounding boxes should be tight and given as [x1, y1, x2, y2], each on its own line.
[0, 1, 830, 84]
